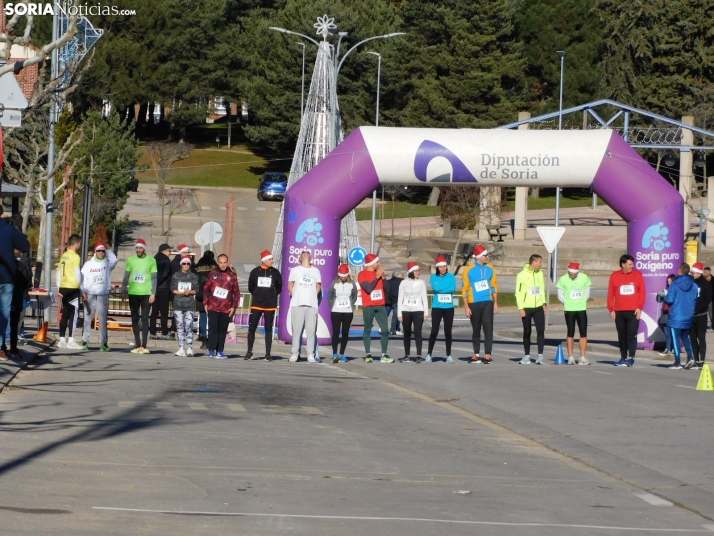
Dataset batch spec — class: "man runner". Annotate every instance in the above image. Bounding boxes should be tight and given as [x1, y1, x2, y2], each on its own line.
[57, 234, 83, 349]
[246, 250, 282, 361]
[150, 243, 172, 340]
[80, 243, 118, 351]
[203, 253, 240, 359]
[122, 238, 157, 354]
[556, 261, 592, 365]
[515, 254, 547, 364]
[287, 250, 322, 363]
[688, 262, 711, 369]
[357, 254, 393, 363]
[608, 254, 646, 367]
[462, 245, 497, 364]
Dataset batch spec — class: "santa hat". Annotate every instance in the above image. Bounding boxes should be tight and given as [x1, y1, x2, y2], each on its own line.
[435, 255, 448, 267]
[94, 243, 106, 252]
[337, 263, 350, 276]
[692, 262, 704, 274]
[567, 262, 581, 273]
[135, 239, 147, 250]
[180, 255, 192, 265]
[261, 250, 273, 262]
[365, 254, 379, 266]
[473, 245, 488, 258]
[408, 262, 420, 273]
[177, 244, 189, 254]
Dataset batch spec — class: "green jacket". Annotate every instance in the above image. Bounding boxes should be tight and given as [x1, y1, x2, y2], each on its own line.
[515, 263, 546, 309]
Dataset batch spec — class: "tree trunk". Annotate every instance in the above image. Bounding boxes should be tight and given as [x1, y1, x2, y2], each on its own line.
[450, 229, 467, 273]
[391, 197, 396, 239]
[166, 207, 172, 237]
[529, 187, 539, 198]
[427, 186, 440, 207]
[161, 194, 166, 235]
[21, 184, 36, 234]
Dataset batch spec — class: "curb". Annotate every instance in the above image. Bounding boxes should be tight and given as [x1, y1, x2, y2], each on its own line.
[0, 340, 53, 394]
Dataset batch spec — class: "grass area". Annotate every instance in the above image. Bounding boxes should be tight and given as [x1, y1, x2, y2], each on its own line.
[136, 145, 290, 188]
[505, 188, 594, 211]
[356, 201, 440, 221]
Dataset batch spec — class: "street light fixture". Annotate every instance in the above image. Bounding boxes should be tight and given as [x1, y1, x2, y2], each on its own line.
[664, 151, 677, 167]
[698, 207, 711, 249]
[553, 50, 566, 284]
[295, 42, 306, 120]
[367, 50, 382, 253]
[695, 152, 706, 168]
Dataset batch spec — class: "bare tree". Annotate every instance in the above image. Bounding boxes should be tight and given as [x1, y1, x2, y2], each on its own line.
[162, 188, 192, 237]
[381, 185, 407, 240]
[146, 142, 195, 233]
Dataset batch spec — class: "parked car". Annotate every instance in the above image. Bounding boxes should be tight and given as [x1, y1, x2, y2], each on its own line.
[257, 172, 288, 201]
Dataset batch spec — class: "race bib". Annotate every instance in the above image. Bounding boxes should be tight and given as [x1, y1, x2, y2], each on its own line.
[570, 289, 583, 300]
[336, 296, 350, 308]
[178, 282, 192, 293]
[213, 286, 228, 299]
[300, 274, 313, 286]
[258, 276, 272, 288]
[474, 280, 489, 292]
[620, 284, 635, 296]
[403, 296, 418, 306]
[370, 289, 383, 301]
[529, 286, 541, 297]
[437, 294, 453, 304]
[92, 275, 104, 285]
[132, 274, 146, 284]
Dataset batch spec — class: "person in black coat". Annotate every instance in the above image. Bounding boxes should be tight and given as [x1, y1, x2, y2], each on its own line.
[386, 272, 403, 335]
[0, 209, 30, 361]
[689, 262, 712, 368]
[245, 250, 282, 360]
[150, 243, 172, 339]
[195, 250, 218, 347]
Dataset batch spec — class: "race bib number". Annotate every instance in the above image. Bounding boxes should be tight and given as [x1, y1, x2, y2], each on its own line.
[258, 277, 272, 288]
[300, 275, 313, 286]
[92, 275, 104, 285]
[620, 284, 635, 296]
[570, 289, 583, 300]
[529, 286, 542, 297]
[336, 296, 350, 308]
[437, 294, 453, 304]
[474, 280, 489, 292]
[403, 296, 418, 306]
[178, 282, 192, 293]
[132, 274, 146, 284]
[213, 286, 228, 299]
[370, 289, 383, 301]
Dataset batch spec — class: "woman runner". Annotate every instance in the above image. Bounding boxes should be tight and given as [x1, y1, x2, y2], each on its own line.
[427, 255, 457, 363]
[398, 262, 429, 363]
[328, 264, 358, 363]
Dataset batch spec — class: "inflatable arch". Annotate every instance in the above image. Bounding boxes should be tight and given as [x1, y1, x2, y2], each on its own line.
[278, 127, 683, 349]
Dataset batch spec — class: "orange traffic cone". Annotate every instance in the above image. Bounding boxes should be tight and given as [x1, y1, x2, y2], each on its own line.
[33, 321, 49, 343]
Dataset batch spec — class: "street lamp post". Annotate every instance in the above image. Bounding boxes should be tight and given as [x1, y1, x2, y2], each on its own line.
[367, 51, 382, 254]
[296, 42, 306, 120]
[553, 50, 566, 282]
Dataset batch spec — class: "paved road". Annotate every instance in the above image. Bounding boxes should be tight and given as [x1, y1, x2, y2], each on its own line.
[1, 317, 713, 534]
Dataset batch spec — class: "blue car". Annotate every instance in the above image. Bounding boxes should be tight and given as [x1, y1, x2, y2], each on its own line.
[257, 172, 288, 201]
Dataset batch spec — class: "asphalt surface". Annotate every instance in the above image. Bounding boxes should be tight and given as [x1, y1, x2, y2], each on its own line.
[1, 310, 713, 534]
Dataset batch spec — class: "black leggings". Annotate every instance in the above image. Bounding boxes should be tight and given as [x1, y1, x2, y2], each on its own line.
[564, 310, 587, 338]
[428, 307, 454, 355]
[331, 312, 354, 355]
[522, 306, 545, 355]
[129, 294, 150, 347]
[150, 288, 170, 336]
[59, 288, 81, 338]
[247, 309, 276, 355]
[402, 310, 424, 357]
[690, 314, 707, 362]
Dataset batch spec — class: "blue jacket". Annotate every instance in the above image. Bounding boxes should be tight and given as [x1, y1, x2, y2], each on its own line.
[430, 272, 456, 309]
[0, 218, 30, 285]
[664, 274, 698, 329]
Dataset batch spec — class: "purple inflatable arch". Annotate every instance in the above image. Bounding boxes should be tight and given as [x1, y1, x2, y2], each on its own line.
[278, 127, 683, 349]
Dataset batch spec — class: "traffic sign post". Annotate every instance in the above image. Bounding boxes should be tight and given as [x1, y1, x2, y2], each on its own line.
[348, 246, 367, 266]
[536, 226, 566, 327]
[196, 221, 223, 256]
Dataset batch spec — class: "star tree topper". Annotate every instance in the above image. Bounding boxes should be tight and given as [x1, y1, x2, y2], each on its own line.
[314, 14, 337, 41]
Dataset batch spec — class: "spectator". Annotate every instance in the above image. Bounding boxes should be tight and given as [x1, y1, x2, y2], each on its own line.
[0, 206, 30, 361]
[664, 263, 697, 370]
[150, 243, 172, 340]
[195, 250, 218, 349]
[386, 271, 403, 335]
[656, 274, 677, 356]
[688, 262, 711, 369]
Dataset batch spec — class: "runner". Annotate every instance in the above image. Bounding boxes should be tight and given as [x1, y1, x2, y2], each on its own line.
[607, 254, 645, 367]
[122, 238, 157, 354]
[203, 253, 241, 359]
[80, 243, 118, 351]
[150, 243, 172, 340]
[286, 250, 322, 363]
[515, 254, 547, 364]
[357, 254, 393, 363]
[688, 262, 711, 369]
[427, 255, 456, 363]
[56, 234, 83, 349]
[556, 261, 592, 365]
[463, 245, 498, 364]
[171, 255, 200, 357]
[246, 250, 282, 361]
[328, 263, 357, 363]
[398, 262, 429, 363]
[664, 263, 697, 370]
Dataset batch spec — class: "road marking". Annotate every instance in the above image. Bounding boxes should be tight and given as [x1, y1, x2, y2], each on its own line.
[226, 404, 246, 412]
[118, 401, 135, 408]
[702, 525, 714, 532]
[156, 402, 173, 409]
[274, 208, 280, 212]
[243, 264, 256, 272]
[201, 206, 211, 210]
[92, 507, 707, 531]
[676, 385, 695, 389]
[256, 207, 266, 211]
[594, 371, 613, 375]
[219, 206, 226, 210]
[238, 206, 248, 211]
[261, 405, 323, 415]
[187, 403, 207, 411]
[633, 493, 673, 506]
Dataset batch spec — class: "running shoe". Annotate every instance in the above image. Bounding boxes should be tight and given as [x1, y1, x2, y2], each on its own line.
[470, 354, 480, 363]
[696, 361, 704, 369]
[395, 331, 404, 336]
[208, 350, 216, 358]
[567, 356, 576, 365]
[339, 355, 348, 363]
[381, 355, 395, 363]
[216, 352, 227, 359]
[100, 344, 111, 352]
[425, 354, 433, 363]
[658, 350, 673, 356]
[519, 356, 531, 365]
[66, 340, 83, 350]
[578, 357, 591, 366]
[82, 342, 90, 350]
[399, 356, 412, 363]
[413, 356, 423, 363]
[244, 351, 253, 360]
[483, 354, 492, 363]
[175, 348, 186, 357]
[289, 354, 299, 362]
[140, 348, 151, 354]
[0, 351, 7, 361]
[445, 356, 454, 364]
[668, 363, 682, 370]
[535, 354, 544, 365]
[186, 348, 194, 357]
[625, 358, 634, 367]
[683, 360, 695, 370]
[332, 354, 339, 364]
[130, 347, 143, 354]
[200, 341, 208, 350]
[58, 338, 67, 348]
[307, 355, 321, 363]
[364, 355, 373, 363]
[613, 358, 628, 366]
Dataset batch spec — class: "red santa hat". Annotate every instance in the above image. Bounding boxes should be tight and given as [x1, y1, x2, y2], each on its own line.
[473, 245, 488, 258]
[135, 239, 147, 250]
[692, 262, 704, 274]
[261, 250, 273, 262]
[180, 255, 192, 265]
[94, 243, 106, 252]
[567, 262, 581, 273]
[435, 255, 448, 267]
[337, 263, 350, 276]
[364, 254, 379, 266]
[177, 244, 189, 254]
[408, 262, 420, 273]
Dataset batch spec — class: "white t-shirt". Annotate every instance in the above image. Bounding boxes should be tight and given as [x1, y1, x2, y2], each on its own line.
[289, 265, 321, 308]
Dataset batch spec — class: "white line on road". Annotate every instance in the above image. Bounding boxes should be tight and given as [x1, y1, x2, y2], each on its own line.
[676, 385, 695, 389]
[118, 401, 135, 408]
[256, 207, 266, 211]
[219, 206, 226, 210]
[156, 402, 173, 409]
[238, 206, 248, 211]
[92, 507, 706, 531]
[226, 404, 246, 412]
[594, 371, 613, 375]
[187, 403, 207, 411]
[201, 206, 211, 210]
[633, 493, 673, 506]
[274, 208, 280, 212]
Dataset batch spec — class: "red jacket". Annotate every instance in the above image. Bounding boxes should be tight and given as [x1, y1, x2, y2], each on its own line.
[358, 270, 386, 307]
[607, 269, 646, 312]
[203, 268, 241, 313]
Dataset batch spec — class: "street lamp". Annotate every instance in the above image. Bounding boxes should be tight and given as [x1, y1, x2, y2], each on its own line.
[367, 51, 382, 253]
[698, 208, 710, 250]
[553, 50, 566, 282]
[296, 42, 306, 121]
[664, 151, 677, 167]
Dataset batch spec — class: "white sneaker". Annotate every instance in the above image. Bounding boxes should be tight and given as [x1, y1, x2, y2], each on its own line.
[58, 337, 67, 348]
[567, 356, 576, 365]
[175, 348, 186, 357]
[307, 354, 322, 363]
[535, 354, 544, 365]
[579, 356, 591, 366]
[289, 354, 299, 363]
[186, 348, 194, 356]
[66, 340, 83, 350]
[395, 331, 404, 336]
[519, 356, 531, 365]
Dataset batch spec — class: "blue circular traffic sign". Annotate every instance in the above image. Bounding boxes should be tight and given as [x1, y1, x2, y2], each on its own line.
[348, 247, 367, 266]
